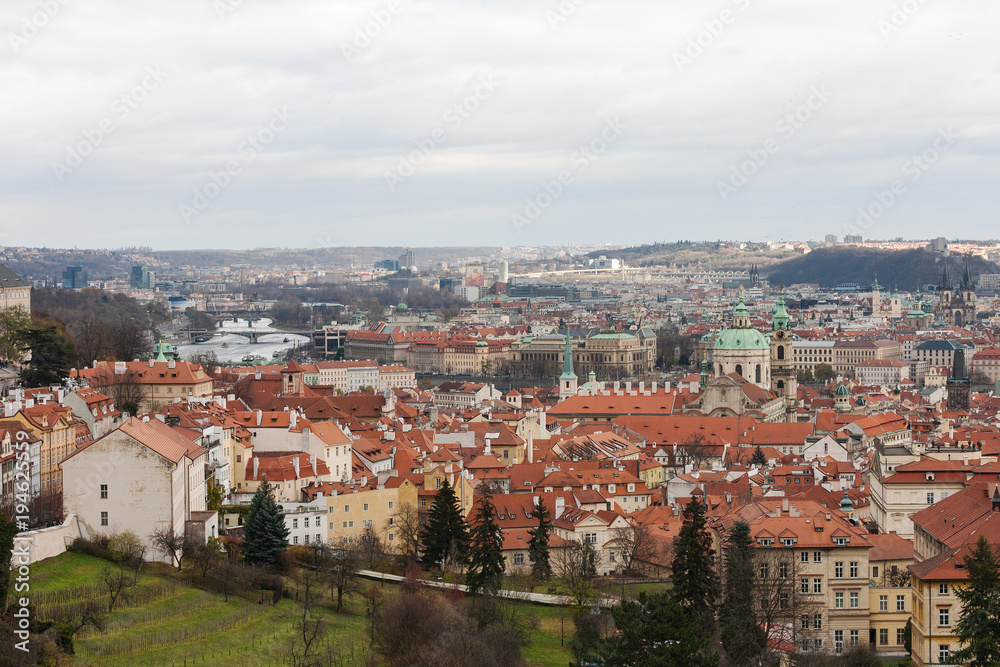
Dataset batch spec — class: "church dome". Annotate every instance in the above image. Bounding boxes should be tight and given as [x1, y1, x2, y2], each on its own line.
[713, 327, 770, 351]
[835, 382, 850, 397]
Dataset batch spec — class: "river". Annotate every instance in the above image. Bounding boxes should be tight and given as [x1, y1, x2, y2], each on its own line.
[175, 318, 310, 364]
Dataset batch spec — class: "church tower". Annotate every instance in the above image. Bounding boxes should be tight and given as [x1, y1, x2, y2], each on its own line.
[870, 275, 882, 316]
[558, 328, 578, 401]
[770, 294, 798, 422]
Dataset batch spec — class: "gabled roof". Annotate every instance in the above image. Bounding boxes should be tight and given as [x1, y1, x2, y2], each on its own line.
[63, 417, 204, 465]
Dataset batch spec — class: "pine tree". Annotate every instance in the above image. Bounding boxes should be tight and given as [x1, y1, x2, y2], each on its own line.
[671, 497, 719, 633]
[419, 478, 469, 571]
[243, 479, 290, 566]
[720, 521, 767, 666]
[750, 445, 767, 467]
[466, 488, 506, 595]
[528, 498, 552, 580]
[597, 592, 718, 667]
[954, 535, 1000, 666]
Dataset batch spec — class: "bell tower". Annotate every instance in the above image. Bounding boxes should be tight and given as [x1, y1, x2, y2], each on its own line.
[558, 328, 578, 401]
[770, 293, 798, 422]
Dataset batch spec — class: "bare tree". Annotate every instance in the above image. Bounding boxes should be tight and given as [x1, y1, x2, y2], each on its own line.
[676, 433, 716, 470]
[90, 366, 147, 415]
[109, 318, 152, 362]
[753, 548, 822, 660]
[100, 565, 135, 614]
[329, 540, 361, 613]
[608, 523, 659, 576]
[553, 540, 604, 605]
[148, 526, 192, 570]
[358, 525, 385, 571]
[389, 502, 423, 563]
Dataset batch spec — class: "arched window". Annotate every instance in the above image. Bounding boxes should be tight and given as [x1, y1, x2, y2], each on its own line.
[755, 365, 762, 383]
[735, 364, 743, 378]
[777, 380, 784, 390]
[777, 346, 785, 360]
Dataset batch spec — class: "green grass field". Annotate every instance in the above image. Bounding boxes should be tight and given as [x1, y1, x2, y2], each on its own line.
[25, 553, 574, 666]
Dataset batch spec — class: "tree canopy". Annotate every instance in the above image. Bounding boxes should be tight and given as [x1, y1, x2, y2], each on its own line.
[243, 479, 290, 566]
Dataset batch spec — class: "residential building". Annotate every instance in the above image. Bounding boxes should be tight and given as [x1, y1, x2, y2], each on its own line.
[61, 417, 213, 561]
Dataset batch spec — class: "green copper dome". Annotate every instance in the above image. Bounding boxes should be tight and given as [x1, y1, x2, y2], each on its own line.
[835, 382, 850, 396]
[773, 296, 791, 331]
[713, 327, 769, 350]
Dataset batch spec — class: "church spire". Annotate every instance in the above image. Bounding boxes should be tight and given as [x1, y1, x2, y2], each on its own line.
[560, 328, 577, 380]
[940, 262, 952, 290]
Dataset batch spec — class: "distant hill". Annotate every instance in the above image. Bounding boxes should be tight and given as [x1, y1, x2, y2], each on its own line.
[766, 248, 998, 291]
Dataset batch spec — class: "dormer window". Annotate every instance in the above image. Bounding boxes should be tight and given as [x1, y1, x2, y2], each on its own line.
[834, 537, 849, 546]
[758, 538, 773, 547]
[782, 538, 796, 547]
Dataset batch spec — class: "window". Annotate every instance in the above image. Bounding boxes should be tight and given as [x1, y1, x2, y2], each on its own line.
[939, 645, 950, 663]
[939, 583, 949, 595]
[835, 562, 844, 578]
[293, 536, 298, 545]
[814, 614, 822, 630]
[293, 519, 298, 529]
[759, 563, 770, 579]
[304, 518, 309, 528]
[927, 492, 935, 504]
[834, 630, 844, 651]
[801, 615, 809, 630]
[850, 592, 859, 609]
[813, 578, 822, 594]
[880, 629, 889, 645]
[759, 538, 773, 547]
[388, 501, 394, 509]
[939, 608, 950, 626]
[801, 578, 809, 594]
[850, 630, 859, 647]
[363, 503, 369, 511]
[814, 551, 822, 562]
[782, 538, 795, 547]
[897, 595, 906, 611]
[897, 628, 906, 645]
[801, 551, 809, 563]
[100, 484, 107, 499]
[779, 562, 788, 579]
[513, 553, 524, 565]
[101, 511, 108, 526]
[850, 562, 858, 578]
[835, 592, 844, 609]
[879, 595, 888, 612]
[342, 521, 348, 528]
[834, 537, 849, 546]
[872, 565, 879, 578]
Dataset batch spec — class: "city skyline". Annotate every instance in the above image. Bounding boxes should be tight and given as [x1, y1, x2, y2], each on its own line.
[3, 2, 999, 248]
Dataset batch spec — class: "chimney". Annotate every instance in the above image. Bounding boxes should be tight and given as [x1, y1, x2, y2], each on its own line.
[362, 475, 368, 487]
[253, 457, 259, 479]
[539, 409, 546, 434]
[555, 496, 565, 519]
[782, 497, 789, 513]
[290, 410, 297, 428]
[293, 456, 301, 478]
[168, 360, 176, 369]
[614, 381, 621, 393]
[651, 381, 657, 393]
[142, 415, 149, 423]
[148, 359, 154, 367]
[639, 381, 645, 393]
[256, 409, 262, 426]
[24, 399, 33, 410]
[114, 361, 126, 375]
[527, 430, 534, 464]
[310, 454, 317, 476]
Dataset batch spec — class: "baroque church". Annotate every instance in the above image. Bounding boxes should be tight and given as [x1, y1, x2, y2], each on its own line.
[691, 295, 799, 423]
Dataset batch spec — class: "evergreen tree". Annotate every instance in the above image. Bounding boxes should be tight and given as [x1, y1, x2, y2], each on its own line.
[596, 592, 718, 667]
[671, 497, 719, 633]
[243, 479, 290, 566]
[720, 521, 766, 666]
[954, 535, 1000, 666]
[465, 488, 506, 595]
[528, 498, 552, 580]
[19, 323, 76, 388]
[750, 445, 767, 467]
[419, 478, 469, 571]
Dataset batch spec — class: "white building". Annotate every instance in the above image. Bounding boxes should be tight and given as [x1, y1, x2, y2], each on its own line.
[279, 497, 328, 547]
[378, 365, 416, 392]
[854, 359, 911, 387]
[61, 417, 212, 562]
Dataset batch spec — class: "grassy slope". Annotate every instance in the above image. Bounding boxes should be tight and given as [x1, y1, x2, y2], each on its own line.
[29, 553, 574, 667]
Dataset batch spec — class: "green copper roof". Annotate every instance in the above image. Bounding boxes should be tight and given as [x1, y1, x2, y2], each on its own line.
[560, 329, 577, 380]
[714, 328, 769, 350]
[835, 382, 850, 396]
[839, 492, 854, 510]
[588, 332, 636, 340]
[732, 297, 750, 319]
[773, 295, 791, 331]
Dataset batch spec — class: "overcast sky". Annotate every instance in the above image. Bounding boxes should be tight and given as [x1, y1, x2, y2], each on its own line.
[1, 0, 997, 250]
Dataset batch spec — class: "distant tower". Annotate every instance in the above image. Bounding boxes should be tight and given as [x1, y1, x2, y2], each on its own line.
[499, 261, 509, 284]
[749, 264, 759, 288]
[870, 275, 882, 316]
[947, 347, 971, 411]
[770, 294, 798, 422]
[558, 329, 578, 401]
[937, 260, 976, 327]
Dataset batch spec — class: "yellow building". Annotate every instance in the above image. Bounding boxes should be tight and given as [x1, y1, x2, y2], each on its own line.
[11, 402, 75, 497]
[0, 263, 31, 312]
[866, 533, 915, 657]
[315, 477, 418, 550]
[909, 548, 967, 667]
[78, 360, 215, 412]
